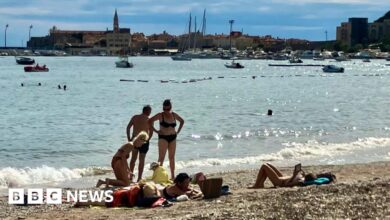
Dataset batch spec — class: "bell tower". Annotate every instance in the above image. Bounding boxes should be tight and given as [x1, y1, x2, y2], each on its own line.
[113, 9, 119, 33]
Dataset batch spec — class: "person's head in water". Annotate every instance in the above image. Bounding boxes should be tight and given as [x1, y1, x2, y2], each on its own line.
[267, 109, 273, 116]
[64, 85, 67, 90]
[58, 85, 61, 89]
[163, 99, 172, 112]
[142, 105, 152, 116]
[38, 83, 41, 86]
[21, 83, 24, 87]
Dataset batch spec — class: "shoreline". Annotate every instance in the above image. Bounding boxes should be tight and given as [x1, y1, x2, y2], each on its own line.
[1, 161, 390, 219]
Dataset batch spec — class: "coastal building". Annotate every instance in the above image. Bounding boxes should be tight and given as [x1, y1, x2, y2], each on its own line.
[27, 10, 131, 55]
[368, 19, 390, 42]
[105, 9, 131, 55]
[336, 11, 390, 47]
[336, 18, 368, 47]
[336, 22, 352, 47]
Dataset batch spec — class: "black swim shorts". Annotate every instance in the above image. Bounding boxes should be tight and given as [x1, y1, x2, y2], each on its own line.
[137, 141, 149, 154]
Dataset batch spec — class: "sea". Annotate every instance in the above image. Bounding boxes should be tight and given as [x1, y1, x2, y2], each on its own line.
[0, 56, 389, 191]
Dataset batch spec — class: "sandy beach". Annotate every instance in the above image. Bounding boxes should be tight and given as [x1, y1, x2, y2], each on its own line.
[1, 161, 389, 220]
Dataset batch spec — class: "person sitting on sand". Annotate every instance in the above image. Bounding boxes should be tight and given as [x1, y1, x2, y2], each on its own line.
[162, 173, 203, 200]
[145, 162, 173, 186]
[96, 131, 149, 187]
[249, 163, 305, 188]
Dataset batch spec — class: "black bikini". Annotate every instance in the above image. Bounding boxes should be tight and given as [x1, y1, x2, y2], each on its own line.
[163, 187, 175, 200]
[160, 113, 177, 128]
[159, 113, 177, 143]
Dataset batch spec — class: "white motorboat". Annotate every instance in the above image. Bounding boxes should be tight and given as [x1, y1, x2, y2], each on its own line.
[224, 60, 244, 69]
[115, 56, 133, 68]
[322, 65, 344, 73]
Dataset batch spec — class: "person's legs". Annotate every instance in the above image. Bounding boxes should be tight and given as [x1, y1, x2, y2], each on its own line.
[96, 179, 105, 188]
[129, 149, 139, 180]
[158, 139, 169, 166]
[106, 160, 130, 187]
[137, 153, 146, 182]
[167, 140, 176, 180]
[266, 162, 283, 177]
[249, 164, 283, 188]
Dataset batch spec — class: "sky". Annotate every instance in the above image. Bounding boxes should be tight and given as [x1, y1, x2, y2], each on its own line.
[0, 0, 389, 47]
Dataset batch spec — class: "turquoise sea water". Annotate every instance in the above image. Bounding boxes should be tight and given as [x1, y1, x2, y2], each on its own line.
[0, 56, 389, 188]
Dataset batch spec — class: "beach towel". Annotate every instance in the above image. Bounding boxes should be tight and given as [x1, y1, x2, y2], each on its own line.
[303, 177, 331, 186]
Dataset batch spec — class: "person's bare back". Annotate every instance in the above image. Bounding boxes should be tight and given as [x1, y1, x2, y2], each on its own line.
[131, 114, 150, 139]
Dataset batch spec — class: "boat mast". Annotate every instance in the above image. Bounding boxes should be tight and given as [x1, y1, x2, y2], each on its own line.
[187, 13, 192, 52]
[201, 9, 206, 36]
[193, 16, 197, 51]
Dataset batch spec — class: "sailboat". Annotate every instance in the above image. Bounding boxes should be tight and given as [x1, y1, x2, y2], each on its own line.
[171, 14, 192, 61]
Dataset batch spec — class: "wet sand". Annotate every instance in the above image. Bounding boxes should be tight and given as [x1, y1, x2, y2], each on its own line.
[1, 162, 390, 219]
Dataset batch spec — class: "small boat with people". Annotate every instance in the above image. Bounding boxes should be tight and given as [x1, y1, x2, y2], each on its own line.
[225, 60, 244, 69]
[15, 56, 35, 65]
[322, 65, 344, 73]
[115, 56, 134, 68]
[24, 64, 49, 72]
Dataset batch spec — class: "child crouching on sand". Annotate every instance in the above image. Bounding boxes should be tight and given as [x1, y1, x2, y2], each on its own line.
[144, 162, 173, 186]
[96, 131, 149, 187]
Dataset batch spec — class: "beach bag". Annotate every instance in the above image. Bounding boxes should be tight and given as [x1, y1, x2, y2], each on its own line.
[198, 177, 223, 199]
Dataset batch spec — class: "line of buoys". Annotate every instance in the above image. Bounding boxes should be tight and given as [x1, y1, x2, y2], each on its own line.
[119, 73, 388, 84]
[20, 83, 67, 90]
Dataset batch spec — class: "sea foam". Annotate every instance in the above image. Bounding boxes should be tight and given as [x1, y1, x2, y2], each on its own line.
[1, 137, 389, 188]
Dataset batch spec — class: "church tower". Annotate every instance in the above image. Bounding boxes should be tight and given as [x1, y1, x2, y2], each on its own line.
[113, 9, 119, 33]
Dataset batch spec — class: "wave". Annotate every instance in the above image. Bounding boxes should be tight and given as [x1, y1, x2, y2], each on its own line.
[1, 137, 389, 188]
[176, 137, 390, 169]
[0, 166, 111, 188]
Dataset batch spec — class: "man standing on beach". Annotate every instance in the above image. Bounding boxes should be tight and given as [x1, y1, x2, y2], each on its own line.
[127, 105, 153, 182]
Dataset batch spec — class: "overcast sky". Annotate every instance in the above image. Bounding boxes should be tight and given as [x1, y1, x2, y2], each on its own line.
[1, 0, 389, 47]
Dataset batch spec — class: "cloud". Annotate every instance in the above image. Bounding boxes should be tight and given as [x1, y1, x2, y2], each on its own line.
[271, 0, 390, 5]
[257, 6, 272, 12]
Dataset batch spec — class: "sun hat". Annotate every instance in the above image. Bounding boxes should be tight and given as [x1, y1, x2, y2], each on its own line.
[149, 162, 159, 170]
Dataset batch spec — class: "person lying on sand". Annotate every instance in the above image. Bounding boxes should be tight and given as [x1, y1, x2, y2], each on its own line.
[96, 131, 149, 187]
[162, 173, 203, 200]
[248, 163, 306, 188]
[75, 182, 171, 208]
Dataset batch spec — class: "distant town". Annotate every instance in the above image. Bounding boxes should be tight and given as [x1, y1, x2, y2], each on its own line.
[1, 9, 390, 58]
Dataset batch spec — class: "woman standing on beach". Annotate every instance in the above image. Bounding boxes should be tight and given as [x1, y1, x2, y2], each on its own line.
[96, 131, 149, 187]
[149, 99, 184, 180]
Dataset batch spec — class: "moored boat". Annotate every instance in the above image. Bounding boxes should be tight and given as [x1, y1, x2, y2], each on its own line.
[322, 65, 344, 73]
[115, 56, 134, 68]
[24, 64, 49, 72]
[225, 60, 244, 69]
[171, 54, 192, 61]
[289, 57, 303, 63]
[15, 57, 35, 65]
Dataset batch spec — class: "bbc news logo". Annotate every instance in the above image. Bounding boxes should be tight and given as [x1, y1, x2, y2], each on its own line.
[8, 188, 114, 204]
